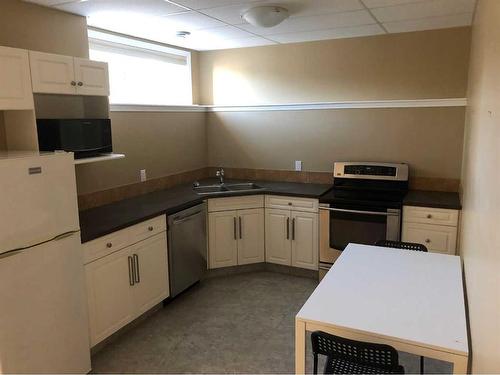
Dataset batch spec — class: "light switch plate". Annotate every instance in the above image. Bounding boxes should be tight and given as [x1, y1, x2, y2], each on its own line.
[140, 169, 147, 182]
[295, 160, 302, 171]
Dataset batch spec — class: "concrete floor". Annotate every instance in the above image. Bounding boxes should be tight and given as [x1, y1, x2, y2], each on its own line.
[91, 271, 451, 374]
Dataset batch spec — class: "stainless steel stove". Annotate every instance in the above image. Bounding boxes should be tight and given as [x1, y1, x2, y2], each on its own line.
[318, 162, 409, 279]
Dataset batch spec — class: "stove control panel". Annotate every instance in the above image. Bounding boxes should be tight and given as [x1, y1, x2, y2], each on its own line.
[334, 162, 409, 181]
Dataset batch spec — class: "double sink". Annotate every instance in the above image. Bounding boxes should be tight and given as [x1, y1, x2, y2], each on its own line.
[193, 182, 265, 196]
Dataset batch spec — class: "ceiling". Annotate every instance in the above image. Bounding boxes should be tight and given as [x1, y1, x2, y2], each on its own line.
[24, 0, 476, 51]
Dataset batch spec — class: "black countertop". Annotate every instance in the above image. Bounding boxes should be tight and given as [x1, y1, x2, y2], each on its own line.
[403, 190, 462, 210]
[79, 179, 332, 243]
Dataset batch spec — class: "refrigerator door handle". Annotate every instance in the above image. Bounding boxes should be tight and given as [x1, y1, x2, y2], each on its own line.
[0, 230, 80, 258]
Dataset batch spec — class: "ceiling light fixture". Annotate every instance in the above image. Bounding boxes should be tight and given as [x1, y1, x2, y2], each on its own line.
[176, 31, 191, 38]
[241, 6, 289, 28]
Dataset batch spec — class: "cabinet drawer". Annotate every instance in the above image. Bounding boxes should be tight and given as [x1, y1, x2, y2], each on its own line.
[83, 215, 166, 264]
[402, 222, 457, 255]
[265, 195, 318, 213]
[403, 206, 459, 226]
[208, 195, 264, 212]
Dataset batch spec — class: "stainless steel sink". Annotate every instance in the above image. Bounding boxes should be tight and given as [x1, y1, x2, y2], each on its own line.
[193, 185, 229, 195]
[226, 183, 264, 191]
[193, 182, 264, 195]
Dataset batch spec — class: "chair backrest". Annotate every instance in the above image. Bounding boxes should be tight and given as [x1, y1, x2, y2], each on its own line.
[375, 240, 428, 252]
[311, 331, 401, 371]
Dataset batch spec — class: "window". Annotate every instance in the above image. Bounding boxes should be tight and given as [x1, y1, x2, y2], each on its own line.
[88, 29, 192, 106]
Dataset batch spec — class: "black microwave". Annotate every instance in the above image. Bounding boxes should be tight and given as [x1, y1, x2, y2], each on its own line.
[36, 119, 113, 159]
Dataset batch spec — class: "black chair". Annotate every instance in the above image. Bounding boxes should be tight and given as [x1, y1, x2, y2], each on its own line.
[311, 331, 405, 374]
[375, 239, 428, 252]
[375, 239, 427, 374]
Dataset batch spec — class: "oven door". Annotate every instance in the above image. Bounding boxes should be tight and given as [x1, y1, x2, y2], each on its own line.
[319, 203, 401, 266]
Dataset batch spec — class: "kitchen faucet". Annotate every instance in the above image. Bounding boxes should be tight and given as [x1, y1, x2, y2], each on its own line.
[216, 168, 225, 185]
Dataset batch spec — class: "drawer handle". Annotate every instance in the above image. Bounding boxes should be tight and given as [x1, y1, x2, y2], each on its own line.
[425, 239, 431, 243]
[427, 214, 432, 219]
[148, 226, 154, 231]
[106, 242, 112, 248]
[288, 202, 292, 206]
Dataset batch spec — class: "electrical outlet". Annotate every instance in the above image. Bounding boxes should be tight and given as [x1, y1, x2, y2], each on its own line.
[140, 169, 147, 182]
[295, 160, 302, 171]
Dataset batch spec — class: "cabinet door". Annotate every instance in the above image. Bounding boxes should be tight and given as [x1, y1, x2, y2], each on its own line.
[291, 211, 319, 270]
[402, 222, 457, 255]
[0, 46, 33, 109]
[131, 232, 169, 316]
[209, 210, 238, 269]
[265, 209, 291, 266]
[237, 208, 265, 265]
[85, 248, 135, 346]
[29, 51, 76, 95]
[74, 58, 110, 96]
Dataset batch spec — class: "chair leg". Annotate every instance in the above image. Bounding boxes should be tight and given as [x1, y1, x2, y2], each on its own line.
[420, 356, 424, 374]
[313, 353, 318, 375]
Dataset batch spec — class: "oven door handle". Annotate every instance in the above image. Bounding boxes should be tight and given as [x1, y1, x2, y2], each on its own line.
[319, 206, 399, 216]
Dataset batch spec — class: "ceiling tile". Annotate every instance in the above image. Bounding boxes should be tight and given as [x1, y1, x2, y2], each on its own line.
[199, 0, 364, 25]
[370, 0, 476, 23]
[170, 0, 256, 10]
[361, 0, 432, 9]
[161, 11, 226, 30]
[55, 0, 189, 17]
[193, 25, 256, 40]
[239, 10, 375, 36]
[268, 24, 385, 44]
[383, 12, 473, 33]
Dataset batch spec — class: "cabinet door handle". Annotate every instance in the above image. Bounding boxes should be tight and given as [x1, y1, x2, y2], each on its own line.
[128, 256, 135, 286]
[286, 217, 290, 240]
[239, 216, 242, 239]
[77, 81, 83, 86]
[292, 218, 296, 241]
[233, 217, 237, 240]
[133, 254, 140, 283]
[71, 81, 76, 86]
[148, 226, 154, 231]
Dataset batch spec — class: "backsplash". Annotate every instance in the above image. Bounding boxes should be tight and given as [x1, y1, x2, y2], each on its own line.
[78, 166, 459, 211]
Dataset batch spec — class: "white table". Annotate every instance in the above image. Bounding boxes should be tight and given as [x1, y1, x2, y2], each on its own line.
[296, 244, 469, 374]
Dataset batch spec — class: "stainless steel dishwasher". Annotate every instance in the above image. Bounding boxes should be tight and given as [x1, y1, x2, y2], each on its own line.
[167, 202, 207, 297]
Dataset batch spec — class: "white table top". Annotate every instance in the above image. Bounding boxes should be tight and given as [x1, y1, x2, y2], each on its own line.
[297, 244, 468, 355]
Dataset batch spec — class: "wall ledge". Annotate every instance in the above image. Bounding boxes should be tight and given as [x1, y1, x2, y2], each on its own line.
[110, 98, 467, 113]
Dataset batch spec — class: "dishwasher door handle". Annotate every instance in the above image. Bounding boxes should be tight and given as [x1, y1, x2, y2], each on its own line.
[172, 210, 204, 225]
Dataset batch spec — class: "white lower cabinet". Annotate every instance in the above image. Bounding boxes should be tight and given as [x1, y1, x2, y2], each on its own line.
[402, 206, 459, 255]
[265, 208, 319, 270]
[265, 209, 291, 266]
[291, 211, 319, 270]
[84, 230, 169, 346]
[209, 207, 265, 269]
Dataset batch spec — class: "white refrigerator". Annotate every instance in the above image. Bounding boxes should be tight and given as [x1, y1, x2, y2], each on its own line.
[0, 151, 91, 374]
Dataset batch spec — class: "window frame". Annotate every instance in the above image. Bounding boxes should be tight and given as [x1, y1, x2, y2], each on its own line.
[88, 28, 194, 109]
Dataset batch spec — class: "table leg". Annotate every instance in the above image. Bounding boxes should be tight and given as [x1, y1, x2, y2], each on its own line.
[452, 356, 468, 374]
[295, 319, 306, 374]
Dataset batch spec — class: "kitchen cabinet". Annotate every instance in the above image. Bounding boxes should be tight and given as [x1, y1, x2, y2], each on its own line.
[208, 196, 265, 269]
[0, 46, 34, 109]
[30, 51, 109, 96]
[265, 196, 319, 270]
[83, 216, 168, 347]
[402, 206, 459, 255]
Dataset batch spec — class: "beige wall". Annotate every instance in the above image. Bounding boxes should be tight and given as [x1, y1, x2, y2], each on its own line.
[0, 0, 88, 58]
[207, 107, 465, 179]
[75, 111, 207, 194]
[199, 27, 471, 105]
[459, 0, 500, 372]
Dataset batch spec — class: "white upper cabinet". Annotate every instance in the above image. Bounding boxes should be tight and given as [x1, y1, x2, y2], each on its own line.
[29, 51, 109, 96]
[74, 58, 110, 96]
[29, 51, 76, 95]
[0, 46, 34, 110]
